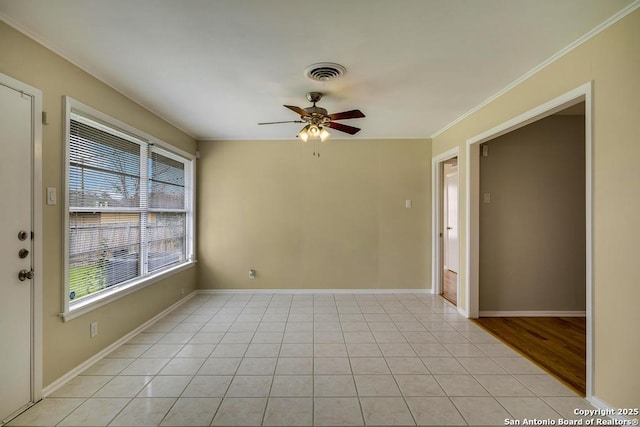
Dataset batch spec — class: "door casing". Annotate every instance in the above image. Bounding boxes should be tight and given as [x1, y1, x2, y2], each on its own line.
[464, 82, 593, 399]
[431, 147, 460, 307]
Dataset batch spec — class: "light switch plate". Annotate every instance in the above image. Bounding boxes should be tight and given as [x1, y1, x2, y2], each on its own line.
[47, 187, 56, 205]
[405, 200, 412, 208]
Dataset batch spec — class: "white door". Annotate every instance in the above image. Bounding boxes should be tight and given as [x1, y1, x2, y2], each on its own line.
[0, 82, 34, 422]
[445, 171, 459, 273]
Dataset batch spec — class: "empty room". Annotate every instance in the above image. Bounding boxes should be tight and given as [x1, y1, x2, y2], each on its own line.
[1, 1, 639, 426]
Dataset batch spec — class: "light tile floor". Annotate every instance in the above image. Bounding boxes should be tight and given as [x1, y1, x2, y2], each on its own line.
[8, 292, 598, 426]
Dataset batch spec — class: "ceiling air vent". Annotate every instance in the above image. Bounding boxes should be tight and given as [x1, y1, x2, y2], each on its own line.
[304, 62, 347, 82]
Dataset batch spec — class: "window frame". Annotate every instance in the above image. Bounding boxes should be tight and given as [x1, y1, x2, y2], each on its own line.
[62, 97, 196, 322]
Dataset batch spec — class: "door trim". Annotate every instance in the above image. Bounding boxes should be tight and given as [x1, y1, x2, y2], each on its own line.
[465, 81, 593, 399]
[0, 73, 43, 410]
[431, 147, 460, 311]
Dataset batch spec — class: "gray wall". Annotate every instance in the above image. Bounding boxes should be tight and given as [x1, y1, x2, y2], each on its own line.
[479, 115, 585, 312]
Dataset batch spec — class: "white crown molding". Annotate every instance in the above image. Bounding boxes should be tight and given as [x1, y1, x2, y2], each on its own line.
[430, 0, 640, 139]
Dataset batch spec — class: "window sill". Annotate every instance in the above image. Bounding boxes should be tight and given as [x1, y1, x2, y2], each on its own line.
[61, 260, 197, 322]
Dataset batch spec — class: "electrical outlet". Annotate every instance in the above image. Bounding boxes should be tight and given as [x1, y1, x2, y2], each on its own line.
[249, 269, 256, 280]
[90, 321, 98, 338]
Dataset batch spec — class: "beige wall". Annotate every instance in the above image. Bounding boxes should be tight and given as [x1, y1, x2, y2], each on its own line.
[432, 9, 640, 408]
[479, 115, 585, 312]
[0, 21, 198, 387]
[197, 139, 430, 290]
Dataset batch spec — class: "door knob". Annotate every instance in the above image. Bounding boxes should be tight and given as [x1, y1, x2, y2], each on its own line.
[18, 269, 33, 281]
[19, 249, 29, 258]
[18, 230, 29, 241]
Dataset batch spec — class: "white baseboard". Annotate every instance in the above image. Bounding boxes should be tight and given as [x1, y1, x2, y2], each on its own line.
[589, 395, 634, 422]
[479, 310, 586, 317]
[42, 291, 197, 397]
[198, 288, 431, 294]
[457, 306, 470, 318]
[42, 287, 442, 396]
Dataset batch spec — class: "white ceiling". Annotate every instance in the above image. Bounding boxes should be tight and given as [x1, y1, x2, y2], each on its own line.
[0, 0, 633, 140]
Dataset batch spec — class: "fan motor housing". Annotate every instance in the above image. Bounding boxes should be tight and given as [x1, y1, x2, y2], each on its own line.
[303, 92, 328, 122]
[306, 92, 323, 103]
[304, 106, 328, 116]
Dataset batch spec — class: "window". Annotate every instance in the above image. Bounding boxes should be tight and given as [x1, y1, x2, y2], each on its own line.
[64, 98, 195, 320]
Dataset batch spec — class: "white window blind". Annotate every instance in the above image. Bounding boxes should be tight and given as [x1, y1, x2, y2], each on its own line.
[66, 107, 193, 310]
[147, 151, 187, 273]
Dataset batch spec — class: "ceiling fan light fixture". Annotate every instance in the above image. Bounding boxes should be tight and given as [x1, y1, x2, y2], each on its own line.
[308, 124, 320, 137]
[297, 125, 310, 142]
[320, 127, 331, 142]
[260, 92, 364, 142]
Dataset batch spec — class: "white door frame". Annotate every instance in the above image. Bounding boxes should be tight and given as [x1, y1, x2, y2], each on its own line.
[0, 72, 43, 412]
[431, 147, 460, 310]
[465, 82, 593, 398]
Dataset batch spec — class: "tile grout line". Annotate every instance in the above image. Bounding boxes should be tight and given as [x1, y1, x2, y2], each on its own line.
[257, 292, 278, 427]
[96, 318, 179, 425]
[158, 296, 222, 425]
[153, 294, 212, 426]
[385, 299, 418, 426]
[203, 295, 239, 426]
[425, 300, 471, 426]
[200, 302, 226, 427]
[340, 296, 366, 427]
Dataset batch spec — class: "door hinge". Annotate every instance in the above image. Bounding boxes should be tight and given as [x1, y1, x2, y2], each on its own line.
[42, 111, 50, 125]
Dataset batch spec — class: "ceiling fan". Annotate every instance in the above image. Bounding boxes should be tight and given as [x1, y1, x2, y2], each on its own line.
[258, 92, 365, 142]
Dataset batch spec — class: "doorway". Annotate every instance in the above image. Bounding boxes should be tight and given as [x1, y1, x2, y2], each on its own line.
[465, 82, 593, 398]
[0, 73, 43, 424]
[431, 148, 459, 308]
[475, 102, 586, 394]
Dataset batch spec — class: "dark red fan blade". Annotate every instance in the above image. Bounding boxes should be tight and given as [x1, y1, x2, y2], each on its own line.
[258, 120, 305, 125]
[327, 121, 361, 135]
[328, 109, 365, 120]
[284, 105, 309, 117]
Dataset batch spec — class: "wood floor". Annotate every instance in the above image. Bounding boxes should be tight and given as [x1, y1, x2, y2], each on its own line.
[474, 317, 586, 395]
[442, 269, 457, 305]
